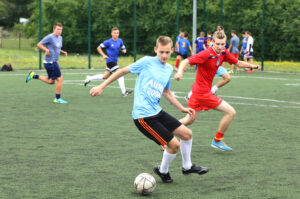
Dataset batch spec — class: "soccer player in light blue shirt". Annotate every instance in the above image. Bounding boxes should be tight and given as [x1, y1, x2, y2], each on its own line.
[90, 36, 209, 183]
[84, 27, 132, 96]
[25, 22, 68, 104]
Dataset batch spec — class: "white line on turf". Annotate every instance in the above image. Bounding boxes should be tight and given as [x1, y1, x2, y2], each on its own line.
[64, 82, 300, 109]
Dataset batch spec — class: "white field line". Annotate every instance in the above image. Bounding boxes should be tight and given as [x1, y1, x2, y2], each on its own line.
[64, 82, 300, 109]
[1, 72, 300, 81]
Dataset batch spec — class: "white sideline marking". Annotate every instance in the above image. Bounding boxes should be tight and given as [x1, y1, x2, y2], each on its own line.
[64, 82, 300, 109]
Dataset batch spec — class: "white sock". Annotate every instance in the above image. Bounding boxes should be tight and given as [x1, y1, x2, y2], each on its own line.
[211, 85, 218, 94]
[159, 149, 177, 174]
[187, 90, 192, 98]
[117, 76, 126, 94]
[180, 139, 193, 170]
[89, 74, 103, 81]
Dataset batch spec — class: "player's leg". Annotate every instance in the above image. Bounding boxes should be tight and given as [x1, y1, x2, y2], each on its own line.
[84, 73, 105, 86]
[174, 54, 182, 70]
[212, 67, 231, 95]
[113, 68, 132, 97]
[26, 63, 55, 84]
[53, 63, 67, 104]
[172, 124, 209, 175]
[211, 100, 236, 151]
[134, 116, 176, 183]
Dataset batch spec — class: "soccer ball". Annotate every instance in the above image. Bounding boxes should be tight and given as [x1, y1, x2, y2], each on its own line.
[134, 173, 156, 195]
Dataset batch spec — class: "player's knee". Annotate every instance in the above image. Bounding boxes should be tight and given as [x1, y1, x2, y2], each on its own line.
[48, 79, 55, 84]
[229, 109, 236, 118]
[225, 76, 231, 83]
[182, 129, 192, 140]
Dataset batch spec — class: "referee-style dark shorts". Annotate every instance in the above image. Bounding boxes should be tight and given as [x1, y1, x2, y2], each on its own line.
[106, 62, 119, 73]
[44, 62, 61, 80]
[134, 110, 182, 149]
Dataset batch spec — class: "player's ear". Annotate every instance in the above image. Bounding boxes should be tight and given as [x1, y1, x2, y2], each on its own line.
[154, 47, 158, 53]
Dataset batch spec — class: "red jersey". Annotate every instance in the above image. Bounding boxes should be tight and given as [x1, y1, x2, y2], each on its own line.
[188, 47, 238, 95]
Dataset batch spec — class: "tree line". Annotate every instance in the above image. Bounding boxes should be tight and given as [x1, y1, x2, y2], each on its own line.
[3, 0, 300, 61]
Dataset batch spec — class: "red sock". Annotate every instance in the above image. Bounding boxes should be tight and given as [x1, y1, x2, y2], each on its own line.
[175, 59, 180, 69]
[214, 131, 224, 143]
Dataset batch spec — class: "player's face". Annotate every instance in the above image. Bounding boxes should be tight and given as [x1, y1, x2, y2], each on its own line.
[154, 43, 174, 64]
[53, 26, 62, 36]
[212, 38, 226, 54]
[111, 30, 119, 40]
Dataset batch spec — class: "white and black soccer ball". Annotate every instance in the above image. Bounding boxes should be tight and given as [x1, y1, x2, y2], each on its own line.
[134, 173, 156, 195]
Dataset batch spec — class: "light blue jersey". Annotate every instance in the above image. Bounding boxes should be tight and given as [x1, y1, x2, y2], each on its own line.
[40, 33, 62, 63]
[128, 56, 173, 119]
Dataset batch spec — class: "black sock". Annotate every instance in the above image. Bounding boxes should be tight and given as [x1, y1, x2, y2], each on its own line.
[33, 74, 39, 79]
[56, 94, 61, 99]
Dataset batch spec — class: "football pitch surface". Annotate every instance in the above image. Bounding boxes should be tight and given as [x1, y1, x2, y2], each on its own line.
[0, 69, 299, 198]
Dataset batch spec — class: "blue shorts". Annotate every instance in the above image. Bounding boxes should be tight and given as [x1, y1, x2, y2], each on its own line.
[216, 66, 228, 77]
[44, 62, 61, 80]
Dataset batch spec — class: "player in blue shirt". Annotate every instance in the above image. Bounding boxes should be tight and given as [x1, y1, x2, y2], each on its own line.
[240, 31, 248, 62]
[25, 22, 68, 104]
[90, 36, 208, 183]
[194, 32, 206, 53]
[175, 32, 193, 70]
[84, 27, 132, 96]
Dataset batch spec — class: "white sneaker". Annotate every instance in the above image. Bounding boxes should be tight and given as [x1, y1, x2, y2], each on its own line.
[84, 75, 91, 86]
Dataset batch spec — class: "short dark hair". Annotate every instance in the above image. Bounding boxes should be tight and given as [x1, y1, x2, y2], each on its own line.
[246, 31, 251, 35]
[53, 22, 62, 29]
[207, 31, 212, 35]
[184, 32, 188, 38]
[231, 30, 236, 35]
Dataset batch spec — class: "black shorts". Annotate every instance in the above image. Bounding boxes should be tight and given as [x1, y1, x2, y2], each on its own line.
[134, 110, 182, 148]
[106, 62, 119, 73]
[177, 53, 188, 59]
[44, 62, 61, 80]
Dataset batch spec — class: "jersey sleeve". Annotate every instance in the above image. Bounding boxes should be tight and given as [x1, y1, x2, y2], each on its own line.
[224, 49, 238, 64]
[187, 40, 191, 47]
[100, 39, 109, 48]
[128, 56, 148, 74]
[120, 39, 126, 50]
[40, 34, 51, 45]
[187, 50, 209, 65]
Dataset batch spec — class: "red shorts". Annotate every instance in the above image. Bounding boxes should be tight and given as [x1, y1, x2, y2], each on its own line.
[187, 93, 222, 111]
[231, 53, 239, 59]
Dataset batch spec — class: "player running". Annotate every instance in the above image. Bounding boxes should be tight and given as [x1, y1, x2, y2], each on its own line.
[175, 31, 261, 151]
[90, 36, 208, 183]
[84, 27, 132, 96]
[25, 22, 68, 104]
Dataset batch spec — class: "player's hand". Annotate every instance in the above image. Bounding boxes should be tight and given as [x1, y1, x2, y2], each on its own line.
[182, 108, 195, 117]
[174, 72, 183, 81]
[103, 55, 109, 60]
[45, 49, 50, 56]
[90, 85, 104, 96]
[62, 51, 68, 56]
[252, 65, 261, 70]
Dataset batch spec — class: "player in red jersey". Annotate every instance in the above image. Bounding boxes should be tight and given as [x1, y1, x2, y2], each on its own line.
[174, 31, 261, 151]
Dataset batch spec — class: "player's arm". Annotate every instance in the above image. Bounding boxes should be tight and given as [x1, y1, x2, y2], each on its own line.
[37, 42, 50, 56]
[60, 50, 68, 56]
[189, 46, 193, 55]
[121, 48, 126, 53]
[228, 44, 232, 52]
[175, 42, 179, 52]
[162, 89, 195, 116]
[90, 67, 130, 96]
[174, 59, 189, 80]
[235, 60, 261, 70]
[97, 46, 108, 59]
